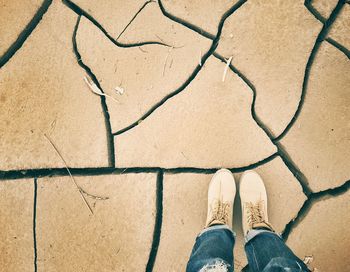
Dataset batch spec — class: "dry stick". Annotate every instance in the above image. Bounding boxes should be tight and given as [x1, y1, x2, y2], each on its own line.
[155, 34, 166, 45]
[172, 45, 185, 49]
[138, 46, 148, 53]
[154, 34, 184, 49]
[162, 46, 174, 76]
[43, 133, 108, 214]
[222, 56, 233, 82]
[120, 168, 128, 174]
[44, 134, 109, 202]
[42, 137, 121, 260]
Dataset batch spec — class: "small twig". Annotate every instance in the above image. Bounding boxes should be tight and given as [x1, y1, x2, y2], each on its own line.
[154, 34, 184, 49]
[120, 168, 128, 174]
[114, 61, 118, 73]
[180, 151, 188, 160]
[84, 192, 109, 201]
[49, 119, 57, 133]
[43, 133, 109, 214]
[138, 46, 148, 53]
[155, 34, 166, 44]
[222, 56, 233, 82]
[84, 76, 120, 104]
[199, 49, 202, 66]
[163, 46, 174, 76]
[171, 44, 185, 49]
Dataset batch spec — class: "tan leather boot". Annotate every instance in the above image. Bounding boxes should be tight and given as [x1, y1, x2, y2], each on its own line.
[205, 169, 236, 229]
[240, 170, 274, 235]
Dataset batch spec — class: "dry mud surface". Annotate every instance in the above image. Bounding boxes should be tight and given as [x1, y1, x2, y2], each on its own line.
[0, 0, 349, 271]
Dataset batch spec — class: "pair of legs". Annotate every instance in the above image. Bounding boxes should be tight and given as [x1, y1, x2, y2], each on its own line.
[186, 170, 309, 272]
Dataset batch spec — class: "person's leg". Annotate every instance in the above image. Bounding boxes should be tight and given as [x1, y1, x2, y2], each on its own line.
[186, 169, 236, 272]
[240, 171, 309, 272]
[245, 230, 309, 272]
[186, 225, 235, 272]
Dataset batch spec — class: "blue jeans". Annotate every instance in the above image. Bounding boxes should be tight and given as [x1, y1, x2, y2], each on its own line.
[186, 225, 310, 272]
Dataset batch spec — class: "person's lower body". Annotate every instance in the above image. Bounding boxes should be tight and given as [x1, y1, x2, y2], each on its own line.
[186, 169, 310, 272]
[186, 227, 309, 272]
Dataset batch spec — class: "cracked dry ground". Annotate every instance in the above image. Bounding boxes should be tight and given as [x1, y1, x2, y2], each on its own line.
[0, 0, 349, 271]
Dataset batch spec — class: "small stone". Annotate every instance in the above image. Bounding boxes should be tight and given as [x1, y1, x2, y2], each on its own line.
[114, 86, 124, 95]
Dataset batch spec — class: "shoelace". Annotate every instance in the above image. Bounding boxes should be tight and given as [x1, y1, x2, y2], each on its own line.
[207, 199, 230, 226]
[245, 200, 266, 227]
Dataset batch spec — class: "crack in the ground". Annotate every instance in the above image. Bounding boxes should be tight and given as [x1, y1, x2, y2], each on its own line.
[116, 0, 155, 41]
[282, 179, 350, 241]
[1, 1, 347, 271]
[0, 0, 53, 69]
[157, 0, 215, 40]
[275, 144, 312, 196]
[146, 170, 164, 272]
[305, 0, 350, 59]
[326, 37, 350, 59]
[113, 0, 248, 137]
[33, 178, 38, 272]
[305, 0, 327, 22]
[73, 16, 115, 167]
[275, 0, 347, 141]
[112, 46, 213, 136]
[0, 152, 278, 180]
[62, 0, 170, 48]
